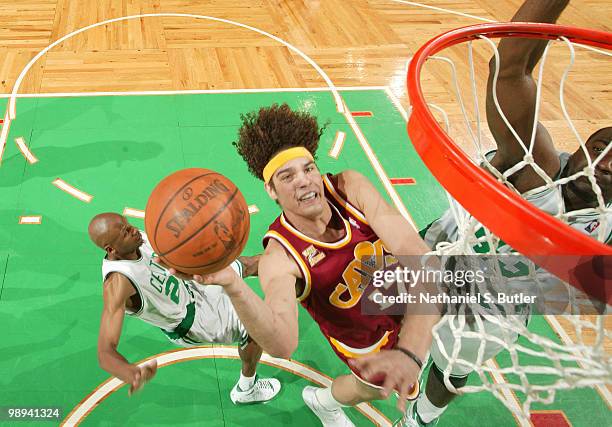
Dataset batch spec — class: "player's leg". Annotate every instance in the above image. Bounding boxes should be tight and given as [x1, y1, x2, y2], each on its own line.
[230, 335, 281, 405]
[187, 283, 282, 405]
[400, 361, 468, 427]
[399, 321, 471, 427]
[304, 369, 417, 427]
[237, 336, 262, 377]
[332, 373, 387, 405]
[303, 373, 384, 427]
[401, 315, 523, 426]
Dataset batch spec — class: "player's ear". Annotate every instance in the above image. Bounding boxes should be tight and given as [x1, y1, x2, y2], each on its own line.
[265, 181, 278, 201]
[104, 245, 114, 256]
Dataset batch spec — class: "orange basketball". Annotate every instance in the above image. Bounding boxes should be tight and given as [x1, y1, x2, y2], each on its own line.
[144, 168, 250, 276]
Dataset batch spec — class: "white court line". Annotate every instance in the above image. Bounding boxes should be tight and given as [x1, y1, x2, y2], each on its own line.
[329, 131, 346, 159]
[545, 314, 612, 406]
[248, 205, 259, 214]
[0, 12, 356, 164]
[4, 14, 345, 118]
[391, 0, 494, 23]
[342, 101, 418, 229]
[14, 137, 38, 164]
[123, 207, 145, 218]
[392, 0, 611, 57]
[52, 178, 93, 203]
[486, 359, 531, 427]
[0, 86, 387, 98]
[60, 347, 392, 426]
[384, 87, 410, 122]
[19, 215, 42, 224]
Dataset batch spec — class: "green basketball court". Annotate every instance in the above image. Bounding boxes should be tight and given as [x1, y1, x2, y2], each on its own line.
[0, 89, 608, 426]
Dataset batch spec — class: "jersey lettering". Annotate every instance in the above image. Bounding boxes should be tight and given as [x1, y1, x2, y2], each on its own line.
[329, 240, 398, 309]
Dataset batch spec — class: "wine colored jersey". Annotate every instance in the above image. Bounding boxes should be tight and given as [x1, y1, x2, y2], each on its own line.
[263, 174, 405, 381]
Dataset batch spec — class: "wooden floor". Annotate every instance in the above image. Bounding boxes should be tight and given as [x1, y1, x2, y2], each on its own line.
[0, 1, 610, 152]
[1, 0, 610, 409]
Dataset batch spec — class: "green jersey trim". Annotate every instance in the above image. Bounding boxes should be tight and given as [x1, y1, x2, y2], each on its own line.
[161, 301, 196, 340]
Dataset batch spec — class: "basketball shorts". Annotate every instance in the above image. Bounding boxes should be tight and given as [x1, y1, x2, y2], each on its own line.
[430, 313, 528, 377]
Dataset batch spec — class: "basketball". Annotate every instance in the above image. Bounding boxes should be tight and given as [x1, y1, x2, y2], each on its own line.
[144, 168, 250, 276]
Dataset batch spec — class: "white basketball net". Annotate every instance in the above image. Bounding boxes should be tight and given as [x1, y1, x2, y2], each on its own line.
[416, 34, 611, 423]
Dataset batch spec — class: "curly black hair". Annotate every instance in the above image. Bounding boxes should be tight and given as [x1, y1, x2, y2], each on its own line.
[233, 103, 325, 181]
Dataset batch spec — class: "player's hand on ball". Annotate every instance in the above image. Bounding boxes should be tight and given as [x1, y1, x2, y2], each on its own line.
[195, 264, 240, 288]
[129, 359, 158, 396]
[349, 350, 419, 412]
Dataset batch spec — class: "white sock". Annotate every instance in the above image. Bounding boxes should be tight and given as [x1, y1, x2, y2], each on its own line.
[238, 372, 256, 391]
[416, 394, 447, 424]
[315, 387, 346, 410]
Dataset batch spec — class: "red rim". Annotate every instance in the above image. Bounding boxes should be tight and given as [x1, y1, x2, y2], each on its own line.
[407, 23, 611, 303]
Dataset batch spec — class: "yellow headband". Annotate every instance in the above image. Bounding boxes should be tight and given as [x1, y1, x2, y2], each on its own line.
[262, 147, 314, 183]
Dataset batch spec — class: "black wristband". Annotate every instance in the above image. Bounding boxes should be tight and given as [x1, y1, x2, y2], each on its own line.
[395, 346, 423, 369]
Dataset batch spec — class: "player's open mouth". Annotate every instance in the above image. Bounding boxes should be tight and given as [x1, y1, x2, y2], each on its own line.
[298, 191, 317, 202]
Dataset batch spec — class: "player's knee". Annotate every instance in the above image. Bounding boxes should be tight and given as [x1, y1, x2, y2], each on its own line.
[431, 362, 469, 391]
[353, 376, 386, 401]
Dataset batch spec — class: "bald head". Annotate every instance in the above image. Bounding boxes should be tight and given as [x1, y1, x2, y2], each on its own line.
[88, 212, 124, 249]
[88, 212, 144, 260]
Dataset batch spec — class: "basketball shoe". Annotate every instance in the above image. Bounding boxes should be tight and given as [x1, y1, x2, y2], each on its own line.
[394, 400, 439, 427]
[302, 386, 355, 427]
[230, 375, 281, 404]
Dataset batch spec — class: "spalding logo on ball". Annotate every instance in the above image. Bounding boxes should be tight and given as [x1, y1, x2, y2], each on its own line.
[145, 168, 250, 275]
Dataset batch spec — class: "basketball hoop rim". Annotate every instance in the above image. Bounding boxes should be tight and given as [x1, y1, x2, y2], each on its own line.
[407, 22, 612, 257]
[407, 23, 611, 303]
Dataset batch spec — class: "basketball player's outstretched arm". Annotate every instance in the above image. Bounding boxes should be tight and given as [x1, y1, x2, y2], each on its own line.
[336, 170, 440, 411]
[160, 252, 299, 358]
[191, 243, 301, 359]
[486, 0, 570, 192]
[98, 273, 157, 394]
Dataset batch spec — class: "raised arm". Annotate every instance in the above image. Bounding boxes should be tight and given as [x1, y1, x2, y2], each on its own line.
[197, 242, 301, 359]
[486, 0, 570, 192]
[98, 273, 157, 394]
[335, 170, 431, 258]
[336, 170, 440, 409]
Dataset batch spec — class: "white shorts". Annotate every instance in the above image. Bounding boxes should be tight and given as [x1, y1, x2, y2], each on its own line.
[429, 314, 527, 377]
[168, 261, 249, 348]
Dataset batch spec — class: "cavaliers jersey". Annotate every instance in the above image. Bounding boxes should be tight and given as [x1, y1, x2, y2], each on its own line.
[263, 174, 404, 366]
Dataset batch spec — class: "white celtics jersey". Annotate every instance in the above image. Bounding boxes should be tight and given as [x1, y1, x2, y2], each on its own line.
[423, 152, 612, 251]
[422, 152, 611, 314]
[102, 232, 246, 346]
